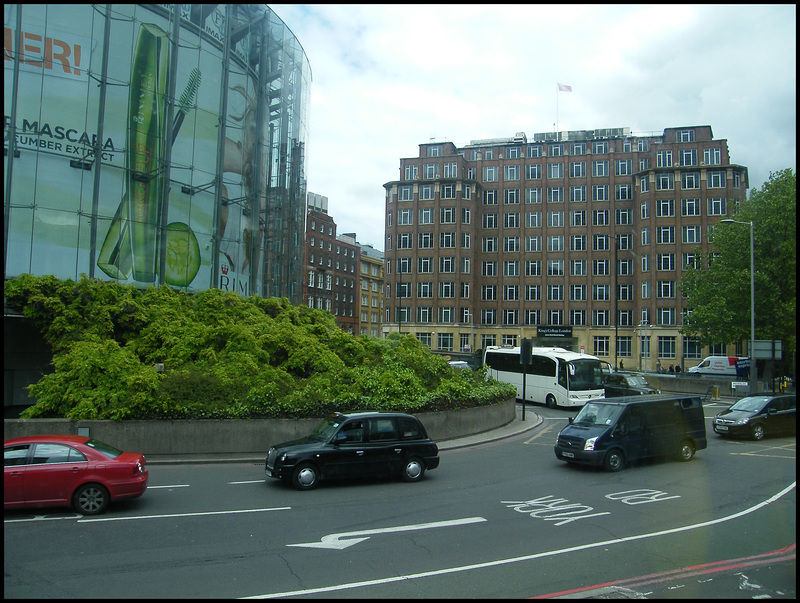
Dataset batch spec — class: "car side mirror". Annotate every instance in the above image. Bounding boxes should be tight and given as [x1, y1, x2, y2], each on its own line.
[333, 432, 346, 445]
[767, 407, 777, 415]
[568, 417, 573, 425]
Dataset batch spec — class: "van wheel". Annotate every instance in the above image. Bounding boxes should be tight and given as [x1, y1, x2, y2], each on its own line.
[676, 440, 695, 462]
[545, 394, 557, 409]
[750, 423, 765, 441]
[603, 449, 625, 472]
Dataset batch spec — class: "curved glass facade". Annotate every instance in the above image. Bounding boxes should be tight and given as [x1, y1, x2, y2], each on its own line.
[4, 4, 310, 302]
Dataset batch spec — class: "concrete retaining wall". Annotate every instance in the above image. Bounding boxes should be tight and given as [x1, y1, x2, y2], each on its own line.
[644, 374, 760, 398]
[3, 398, 516, 455]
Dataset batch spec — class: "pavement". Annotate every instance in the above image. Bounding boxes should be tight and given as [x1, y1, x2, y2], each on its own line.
[145, 394, 739, 465]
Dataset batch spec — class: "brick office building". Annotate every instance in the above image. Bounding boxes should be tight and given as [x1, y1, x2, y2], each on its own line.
[303, 193, 360, 334]
[383, 126, 749, 370]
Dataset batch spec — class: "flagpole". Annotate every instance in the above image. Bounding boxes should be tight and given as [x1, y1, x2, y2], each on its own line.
[556, 83, 572, 140]
[556, 86, 559, 135]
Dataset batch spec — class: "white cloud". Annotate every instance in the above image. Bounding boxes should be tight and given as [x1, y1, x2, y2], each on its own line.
[271, 4, 797, 250]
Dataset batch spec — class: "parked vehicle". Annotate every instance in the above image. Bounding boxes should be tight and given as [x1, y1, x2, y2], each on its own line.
[603, 372, 660, 397]
[265, 412, 440, 490]
[687, 356, 744, 377]
[483, 345, 607, 408]
[4, 435, 148, 515]
[554, 394, 707, 471]
[448, 360, 470, 369]
[713, 394, 796, 440]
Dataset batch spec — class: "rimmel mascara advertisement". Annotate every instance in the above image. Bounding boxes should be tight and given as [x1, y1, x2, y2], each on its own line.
[4, 4, 306, 297]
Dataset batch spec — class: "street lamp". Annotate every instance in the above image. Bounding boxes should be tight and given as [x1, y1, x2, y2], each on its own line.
[719, 219, 755, 392]
[635, 320, 650, 372]
[613, 234, 618, 369]
[464, 311, 475, 354]
[601, 234, 620, 369]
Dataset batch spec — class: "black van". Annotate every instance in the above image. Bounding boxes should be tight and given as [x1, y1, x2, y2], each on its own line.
[554, 394, 707, 471]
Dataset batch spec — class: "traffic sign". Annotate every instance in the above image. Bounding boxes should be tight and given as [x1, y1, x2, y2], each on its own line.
[752, 340, 782, 360]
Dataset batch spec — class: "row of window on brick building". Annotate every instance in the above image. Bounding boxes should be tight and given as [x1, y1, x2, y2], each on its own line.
[404, 141, 728, 174]
[391, 200, 725, 230]
[405, 153, 726, 181]
[388, 226, 709, 252]
[394, 173, 737, 204]
[387, 302, 694, 335]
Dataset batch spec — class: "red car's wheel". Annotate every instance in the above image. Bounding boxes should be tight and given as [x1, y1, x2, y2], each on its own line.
[72, 483, 110, 515]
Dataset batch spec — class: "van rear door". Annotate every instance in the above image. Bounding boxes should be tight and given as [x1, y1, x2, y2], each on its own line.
[644, 400, 681, 456]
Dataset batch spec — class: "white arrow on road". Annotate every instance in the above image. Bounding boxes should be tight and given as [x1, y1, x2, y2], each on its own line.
[287, 516, 487, 550]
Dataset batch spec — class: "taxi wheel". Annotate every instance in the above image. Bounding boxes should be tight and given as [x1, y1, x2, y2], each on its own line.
[292, 462, 320, 490]
[401, 457, 425, 482]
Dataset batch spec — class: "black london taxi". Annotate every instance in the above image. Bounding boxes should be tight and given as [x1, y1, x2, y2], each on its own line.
[265, 411, 440, 490]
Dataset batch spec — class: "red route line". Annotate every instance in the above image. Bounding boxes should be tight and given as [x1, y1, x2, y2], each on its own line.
[529, 543, 796, 598]
[620, 553, 796, 591]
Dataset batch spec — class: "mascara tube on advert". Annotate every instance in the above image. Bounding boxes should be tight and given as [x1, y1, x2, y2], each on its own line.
[127, 23, 169, 282]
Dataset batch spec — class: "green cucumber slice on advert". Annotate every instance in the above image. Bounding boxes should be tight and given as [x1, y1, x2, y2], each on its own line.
[164, 222, 200, 287]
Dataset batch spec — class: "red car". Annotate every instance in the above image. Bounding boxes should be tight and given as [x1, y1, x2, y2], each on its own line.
[4, 435, 148, 515]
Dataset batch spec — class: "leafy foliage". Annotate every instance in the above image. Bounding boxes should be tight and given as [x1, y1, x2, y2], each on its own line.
[5, 275, 515, 420]
[25, 338, 159, 420]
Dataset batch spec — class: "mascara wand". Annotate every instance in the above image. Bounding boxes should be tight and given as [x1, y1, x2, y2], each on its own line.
[172, 68, 201, 145]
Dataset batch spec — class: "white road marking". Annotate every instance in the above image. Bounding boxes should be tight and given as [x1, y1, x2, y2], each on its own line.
[78, 507, 290, 523]
[736, 572, 764, 591]
[287, 517, 487, 550]
[4, 514, 80, 523]
[148, 484, 190, 489]
[242, 481, 796, 599]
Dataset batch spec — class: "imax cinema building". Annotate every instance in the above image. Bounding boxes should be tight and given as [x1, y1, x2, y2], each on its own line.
[4, 4, 311, 412]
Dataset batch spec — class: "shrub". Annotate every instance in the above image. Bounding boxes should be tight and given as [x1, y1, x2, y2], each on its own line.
[23, 338, 158, 420]
[7, 275, 512, 420]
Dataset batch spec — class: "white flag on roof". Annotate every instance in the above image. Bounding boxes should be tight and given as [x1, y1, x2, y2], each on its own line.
[557, 83, 572, 92]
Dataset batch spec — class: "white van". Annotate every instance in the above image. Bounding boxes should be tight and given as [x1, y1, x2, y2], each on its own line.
[687, 356, 743, 376]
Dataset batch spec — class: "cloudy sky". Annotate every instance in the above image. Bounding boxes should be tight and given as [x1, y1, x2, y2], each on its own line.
[270, 4, 796, 252]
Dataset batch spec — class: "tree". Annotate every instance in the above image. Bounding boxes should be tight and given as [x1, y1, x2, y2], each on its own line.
[680, 169, 796, 375]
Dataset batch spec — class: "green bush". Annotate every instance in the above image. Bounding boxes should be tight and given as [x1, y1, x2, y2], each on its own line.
[23, 337, 159, 420]
[7, 275, 515, 420]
